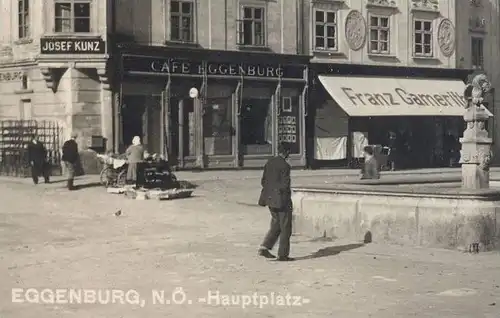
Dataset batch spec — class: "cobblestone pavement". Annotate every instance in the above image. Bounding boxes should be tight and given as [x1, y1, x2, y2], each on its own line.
[1, 177, 500, 318]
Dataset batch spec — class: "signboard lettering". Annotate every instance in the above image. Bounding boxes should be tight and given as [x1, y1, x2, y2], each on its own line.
[341, 87, 466, 108]
[123, 56, 304, 79]
[40, 38, 105, 54]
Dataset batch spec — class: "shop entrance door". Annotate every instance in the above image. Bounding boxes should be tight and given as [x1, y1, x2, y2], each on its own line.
[143, 94, 163, 156]
[169, 98, 196, 168]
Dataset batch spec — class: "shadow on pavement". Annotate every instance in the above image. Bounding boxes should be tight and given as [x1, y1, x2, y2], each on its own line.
[295, 243, 365, 260]
[73, 182, 103, 190]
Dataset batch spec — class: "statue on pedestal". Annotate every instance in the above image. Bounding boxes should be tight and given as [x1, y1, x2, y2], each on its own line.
[460, 74, 493, 189]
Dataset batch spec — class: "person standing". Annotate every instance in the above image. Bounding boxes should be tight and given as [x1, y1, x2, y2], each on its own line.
[360, 146, 380, 180]
[125, 136, 144, 184]
[257, 143, 294, 262]
[62, 133, 79, 190]
[27, 136, 50, 184]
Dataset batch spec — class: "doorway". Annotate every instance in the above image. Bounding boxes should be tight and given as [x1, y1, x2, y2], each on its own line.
[168, 98, 195, 167]
[121, 95, 145, 147]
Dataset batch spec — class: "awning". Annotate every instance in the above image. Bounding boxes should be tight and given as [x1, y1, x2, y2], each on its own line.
[318, 75, 493, 117]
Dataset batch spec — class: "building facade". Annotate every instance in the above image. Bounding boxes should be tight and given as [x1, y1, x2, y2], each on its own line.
[456, 0, 500, 163]
[112, 0, 309, 169]
[0, 0, 111, 151]
[303, 0, 475, 169]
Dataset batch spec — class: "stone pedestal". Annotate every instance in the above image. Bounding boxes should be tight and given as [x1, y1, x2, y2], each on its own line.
[460, 106, 492, 189]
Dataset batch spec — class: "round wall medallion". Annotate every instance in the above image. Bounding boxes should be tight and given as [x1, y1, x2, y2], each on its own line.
[345, 10, 367, 51]
[438, 19, 455, 57]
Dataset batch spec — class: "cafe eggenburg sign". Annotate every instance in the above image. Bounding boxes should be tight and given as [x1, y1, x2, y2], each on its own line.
[340, 87, 466, 108]
[40, 38, 105, 54]
[122, 56, 305, 79]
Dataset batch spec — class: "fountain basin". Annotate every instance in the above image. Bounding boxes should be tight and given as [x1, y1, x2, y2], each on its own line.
[292, 177, 500, 250]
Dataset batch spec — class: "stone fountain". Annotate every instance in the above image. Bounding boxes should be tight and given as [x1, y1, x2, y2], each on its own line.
[291, 74, 500, 251]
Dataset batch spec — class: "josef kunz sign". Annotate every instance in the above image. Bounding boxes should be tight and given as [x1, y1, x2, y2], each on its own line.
[122, 56, 305, 79]
[40, 38, 105, 54]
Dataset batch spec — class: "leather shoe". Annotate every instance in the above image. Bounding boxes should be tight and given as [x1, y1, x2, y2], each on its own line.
[258, 249, 276, 259]
[275, 256, 295, 262]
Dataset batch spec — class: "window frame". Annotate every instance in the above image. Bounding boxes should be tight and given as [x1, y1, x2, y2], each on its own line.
[169, 0, 195, 43]
[18, 0, 30, 39]
[236, 5, 266, 47]
[313, 9, 338, 51]
[368, 14, 390, 54]
[53, 0, 92, 33]
[413, 18, 434, 57]
[471, 36, 484, 70]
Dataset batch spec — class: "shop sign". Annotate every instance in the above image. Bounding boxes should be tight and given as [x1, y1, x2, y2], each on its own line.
[278, 97, 300, 154]
[122, 56, 305, 79]
[340, 87, 466, 108]
[0, 71, 24, 82]
[40, 38, 105, 54]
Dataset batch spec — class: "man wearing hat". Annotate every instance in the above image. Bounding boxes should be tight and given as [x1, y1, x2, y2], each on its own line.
[257, 143, 294, 262]
[62, 133, 79, 190]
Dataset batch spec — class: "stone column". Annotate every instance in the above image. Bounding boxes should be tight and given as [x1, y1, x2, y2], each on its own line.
[460, 74, 493, 189]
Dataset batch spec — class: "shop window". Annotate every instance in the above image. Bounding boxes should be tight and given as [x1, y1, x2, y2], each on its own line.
[314, 9, 337, 51]
[203, 99, 233, 155]
[237, 6, 265, 46]
[413, 19, 433, 56]
[54, 0, 91, 33]
[240, 98, 272, 154]
[471, 37, 484, 69]
[170, 0, 194, 42]
[369, 15, 390, 54]
[18, 0, 30, 39]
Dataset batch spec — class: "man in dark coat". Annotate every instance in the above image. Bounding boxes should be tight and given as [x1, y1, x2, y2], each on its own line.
[62, 133, 79, 190]
[27, 137, 50, 184]
[258, 143, 294, 262]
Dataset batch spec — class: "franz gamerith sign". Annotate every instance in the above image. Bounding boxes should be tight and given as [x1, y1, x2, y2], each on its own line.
[40, 38, 105, 54]
[122, 56, 305, 79]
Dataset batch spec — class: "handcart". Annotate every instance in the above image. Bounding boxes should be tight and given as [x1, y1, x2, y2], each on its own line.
[97, 153, 128, 187]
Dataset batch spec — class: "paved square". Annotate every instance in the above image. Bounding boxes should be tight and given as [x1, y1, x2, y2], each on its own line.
[1, 173, 499, 317]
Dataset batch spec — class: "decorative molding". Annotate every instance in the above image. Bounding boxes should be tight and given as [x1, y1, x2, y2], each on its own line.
[0, 45, 13, 57]
[345, 10, 366, 51]
[438, 19, 455, 57]
[411, 0, 439, 12]
[39, 67, 57, 90]
[97, 68, 110, 90]
[312, 0, 344, 4]
[469, 16, 487, 33]
[366, 0, 397, 9]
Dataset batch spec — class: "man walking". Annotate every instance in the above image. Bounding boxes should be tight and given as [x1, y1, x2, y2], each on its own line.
[27, 136, 50, 184]
[62, 133, 79, 190]
[258, 143, 294, 262]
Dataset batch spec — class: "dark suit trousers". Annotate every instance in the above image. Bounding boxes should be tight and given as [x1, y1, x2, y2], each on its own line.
[262, 207, 292, 258]
[31, 164, 49, 184]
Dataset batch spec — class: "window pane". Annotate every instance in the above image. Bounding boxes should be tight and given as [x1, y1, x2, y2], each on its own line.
[181, 2, 191, 14]
[181, 17, 190, 29]
[254, 8, 263, 19]
[171, 1, 179, 13]
[415, 44, 422, 53]
[315, 37, 324, 48]
[18, 0, 23, 12]
[415, 33, 422, 43]
[370, 29, 378, 40]
[423, 21, 431, 30]
[55, 3, 71, 18]
[243, 20, 253, 44]
[424, 45, 431, 54]
[74, 18, 90, 32]
[326, 25, 335, 37]
[315, 11, 324, 22]
[414, 20, 422, 30]
[423, 33, 431, 44]
[370, 41, 378, 52]
[171, 16, 180, 40]
[380, 42, 388, 52]
[326, 12, 335, 23]
[203, 99, 233, 156]
[243, 7, 252, 18]
[380, 30, 388, 41]
[381, 17, 389, 27]
[74, 3, 90, 18]
[326, 38, 336, 48]
[370, 17, 378, 26]
[315, 25, 323, 36]
[240, 98, 273, 154]
[55, 18, 71, 32]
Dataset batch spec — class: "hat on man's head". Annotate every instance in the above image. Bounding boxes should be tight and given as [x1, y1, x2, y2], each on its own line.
[278, 142, 291, 156]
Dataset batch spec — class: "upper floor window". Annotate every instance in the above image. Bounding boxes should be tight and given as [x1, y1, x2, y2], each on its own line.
[413, 19, 433, 56]
[170, 0, 194, 42]
[471, 37, 484, 69]
[54, 0, 90, 33]
[237, 6, 265, 46]
[18, 0, 30, 39]
[369, 15, 390, 54]
[314, 10, 337, 51]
